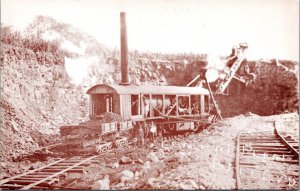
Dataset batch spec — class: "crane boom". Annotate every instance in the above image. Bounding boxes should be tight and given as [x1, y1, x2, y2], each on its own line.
[215, 44, 248, 95]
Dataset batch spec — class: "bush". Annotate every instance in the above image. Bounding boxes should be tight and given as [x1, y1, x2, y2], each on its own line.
[1, 26, 62, 56]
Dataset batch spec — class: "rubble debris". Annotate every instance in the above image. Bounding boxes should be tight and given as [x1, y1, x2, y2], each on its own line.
[142, 161, 151, 172]
[156, 148, 165, 159]
[147, 152, 160, 163]
[91, 175, 110, 190]
[111, 162, 119, 169]
[147, 177, 157, 188]
[135, 158, 144, 164]
[102, 112, 123, 123]
[176, 152, 190, 164]
[119, 156, 132, 165]
[120, 170, 134, 183]
[179, 180, 199, 190]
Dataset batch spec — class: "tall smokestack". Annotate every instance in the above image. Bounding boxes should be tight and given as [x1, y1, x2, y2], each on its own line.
[119, 12, 130, 85]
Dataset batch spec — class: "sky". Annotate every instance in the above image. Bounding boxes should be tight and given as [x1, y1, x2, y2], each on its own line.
[1, 0, 299, 61]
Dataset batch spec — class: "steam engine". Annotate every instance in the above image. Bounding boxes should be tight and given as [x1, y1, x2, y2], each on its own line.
[59, 12, 213, 151]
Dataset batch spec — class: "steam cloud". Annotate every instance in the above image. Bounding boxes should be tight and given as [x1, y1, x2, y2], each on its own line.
[205, 53, 227, 83]
[65, 56, 99, 85]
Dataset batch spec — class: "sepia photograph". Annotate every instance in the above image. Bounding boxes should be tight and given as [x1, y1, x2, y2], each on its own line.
[0, 0, 299, 190]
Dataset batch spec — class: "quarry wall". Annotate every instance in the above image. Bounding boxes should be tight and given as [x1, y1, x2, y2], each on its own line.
[216, 60, 298, 117]
[0, 44, 88, 161]
[0, 43, 298, 161]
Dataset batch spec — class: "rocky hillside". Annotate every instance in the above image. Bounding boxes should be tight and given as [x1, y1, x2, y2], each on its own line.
[0, 16, 298, 162]
[216, 59, 298, 117]
[0, 43, 88, 161]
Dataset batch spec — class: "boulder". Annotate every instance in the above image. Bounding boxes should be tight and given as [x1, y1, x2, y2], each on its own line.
[147, 152, 160, 162]
[111, 162, 119, 169]
[179, 180, 199, 190]
[147, 177, 157, 188]
[156, 148, 165, 159]
[91, 175, 110, 190]
[142, 161, 151, 172]
[177, 152, 190, 164]
[120, 170, 134, 183]
[135, 158, 144, 164]
[119, 156, 132, 164]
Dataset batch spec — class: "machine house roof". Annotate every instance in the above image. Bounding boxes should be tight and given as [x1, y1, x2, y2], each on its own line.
[86, 84, 209, 95]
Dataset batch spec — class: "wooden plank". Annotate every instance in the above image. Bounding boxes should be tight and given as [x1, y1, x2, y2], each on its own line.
[240, 147, 289, 152]
[0, 159, 64, 185]
[240, 150, 292, 155]
[240, 147, 288, 151]
[240, 143, 288, 147]
[236, 132, 241, 190]
[52, 185, 90, 190]
[273, 160, 299, 164]
[240, 144, 286, 148]
[240, 140, 281, 143]
[0, 184, 23, 188]
[240, 167, 298, 173]
[26, 172, 56, 175]
[15, 177, 42, 181]
[0, 184, 47, 190]
[47, 165, 83, 168]
[241, 153, 295, 158]
[5, 180, 49, 186]
[42, 168, 83, 173]
[240, 138, 281, 140]
[20, 155, 97, 190]
[240, 153, 295, 159]
[19, 175, 49, 178]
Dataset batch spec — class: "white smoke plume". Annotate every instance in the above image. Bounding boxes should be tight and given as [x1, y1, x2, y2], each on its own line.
[65, 56, 99, 85]
[61, 40, 87, 55]
[42, 30, 97, 85]
[205, 53, 227, 83]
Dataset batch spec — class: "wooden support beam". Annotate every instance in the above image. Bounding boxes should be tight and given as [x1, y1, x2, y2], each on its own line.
[175, 95, 178, 116]
[205, 78, 222, 120]
[186, 74, 200, 87]
[188, 95, 191, 115]
[162, 94, 165, 115]
[149, 94, 153, 117]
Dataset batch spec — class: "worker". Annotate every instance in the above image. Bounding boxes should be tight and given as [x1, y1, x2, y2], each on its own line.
[137, 121, 145, 146]
[226, 45, 238, 68]
[149, 121, 157, 142]
[132, 121, 138, 146]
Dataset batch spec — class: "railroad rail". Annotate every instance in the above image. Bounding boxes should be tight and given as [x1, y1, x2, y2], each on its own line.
[0, 155, 103, 190]
[235, 121, 299, 189]
[0, 125, 208, 190]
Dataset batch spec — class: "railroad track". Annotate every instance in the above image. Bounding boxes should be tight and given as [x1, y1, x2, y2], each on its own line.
[0, 125, 210, 190]
[236, 122, 299, 189]
[0, 155, 103, 190]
